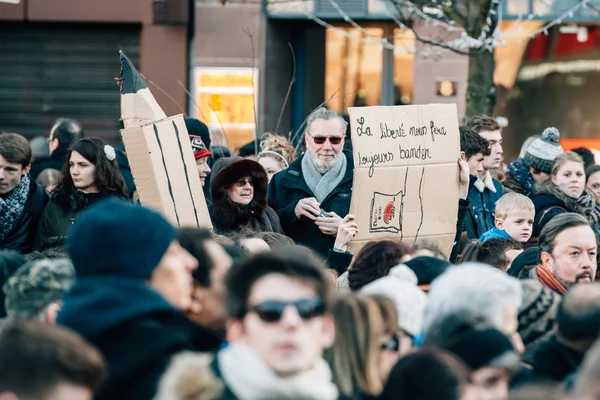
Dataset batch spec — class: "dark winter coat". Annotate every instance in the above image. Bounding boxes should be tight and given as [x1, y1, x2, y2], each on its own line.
[29, 147, 68, 181]
[450, 198, 470, 263]
[210, 157, 283, 235]
[505, 158, 536, 200]
[34, 190, 123, 250]
[531, 336, 585, 383]
[464, 174, 504, 240]
[532, 185, 600, 238]
[1, 179, 49, 253]
[115, 146, 135, 199]
[58, 277, 223, 400]
[268, 150, 354, 258]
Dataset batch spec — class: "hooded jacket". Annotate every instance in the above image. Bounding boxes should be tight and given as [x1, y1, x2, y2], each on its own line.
[210, 157, 283, 235]
[1, 179, 48, 253]
[268, 150, 354, 258]
[58, 277, 223, 400]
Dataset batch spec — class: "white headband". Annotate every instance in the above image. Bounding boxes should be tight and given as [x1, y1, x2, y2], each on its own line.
[259, 150, 289, 168]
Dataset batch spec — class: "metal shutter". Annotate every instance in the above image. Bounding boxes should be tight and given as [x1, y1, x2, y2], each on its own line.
[0, 22, 141, 143]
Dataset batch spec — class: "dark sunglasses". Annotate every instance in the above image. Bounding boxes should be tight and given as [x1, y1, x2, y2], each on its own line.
[234, 178, 254, 188]
[309, 133, 343, 145]
[380, 333, 400, 352]
[247, 297, 326, 323]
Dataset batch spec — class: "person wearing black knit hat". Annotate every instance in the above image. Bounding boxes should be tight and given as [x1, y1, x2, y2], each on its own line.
[58, 198, 223, 400]
[404, 256, 450, 292]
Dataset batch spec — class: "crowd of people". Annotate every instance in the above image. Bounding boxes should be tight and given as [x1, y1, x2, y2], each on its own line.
[1, 107, 600, 400]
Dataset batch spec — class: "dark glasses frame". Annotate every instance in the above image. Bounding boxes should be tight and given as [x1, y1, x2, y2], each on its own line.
[246, 297, 326, 323]
[380, 333, 401, 352]
[307, 132, 343, 145]
[233, 178, 254, 188]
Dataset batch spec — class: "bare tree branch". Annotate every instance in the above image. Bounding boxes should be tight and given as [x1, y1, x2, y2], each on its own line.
[243, 27, 259, 154]
[275, 43, 297, 136]
[139, 73, 187, 116]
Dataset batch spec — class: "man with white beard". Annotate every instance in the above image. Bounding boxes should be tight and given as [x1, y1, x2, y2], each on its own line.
[268, 108, 354, 258]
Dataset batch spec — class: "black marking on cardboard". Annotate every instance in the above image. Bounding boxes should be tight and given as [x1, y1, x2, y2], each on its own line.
[413, 167, 425, 243]
[153, 124, 180, 226]
[120, 51, 148, 95]
[173, 120, 201, 226]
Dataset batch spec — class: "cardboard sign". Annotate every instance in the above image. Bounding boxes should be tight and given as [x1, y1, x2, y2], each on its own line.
[119, 51, 212, 228]
[348, 104, 460, 256]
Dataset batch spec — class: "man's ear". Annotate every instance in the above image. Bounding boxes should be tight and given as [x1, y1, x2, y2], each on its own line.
[460, 151, 466, 161]
[45, 302, 61, 325]
[22, 164, 31, 176]
[320, 312, 336, 350]
[540, 251, 552, 268]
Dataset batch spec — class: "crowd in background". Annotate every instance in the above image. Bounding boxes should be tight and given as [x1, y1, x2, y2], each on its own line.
[1, 108, 600, 400]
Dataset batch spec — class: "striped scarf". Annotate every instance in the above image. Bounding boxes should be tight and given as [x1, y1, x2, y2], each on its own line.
[536, 264, 567, 296]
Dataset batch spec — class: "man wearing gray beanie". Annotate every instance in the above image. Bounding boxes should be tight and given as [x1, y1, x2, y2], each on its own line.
[505, 127, 564, 200]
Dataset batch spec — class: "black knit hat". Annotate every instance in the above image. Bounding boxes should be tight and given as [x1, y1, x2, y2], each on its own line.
[404, 256, 450, 291]
[185, 118, 211, 150]
[509, 246, 539, 278]
[447, 328, 520, 372]
[524, 127, 564, 173]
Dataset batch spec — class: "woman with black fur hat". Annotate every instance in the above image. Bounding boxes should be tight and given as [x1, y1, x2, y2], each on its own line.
[210, 156, 283, 235]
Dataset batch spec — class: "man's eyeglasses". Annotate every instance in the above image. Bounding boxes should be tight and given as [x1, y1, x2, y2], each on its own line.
[307, 132, 343, 145]
[234, 178, 254, 188]
[246, 297, 326, 323]
[380, 333, 401, 352]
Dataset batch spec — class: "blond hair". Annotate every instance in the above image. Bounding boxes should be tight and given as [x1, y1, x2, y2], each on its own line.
[258, 133, 297, 169]
[495, 193, 535, 220]
[551, 151, 584, 178]
[327, 294, 391, 397]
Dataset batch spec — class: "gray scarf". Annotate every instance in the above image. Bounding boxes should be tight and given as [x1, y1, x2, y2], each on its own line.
[218, 343, 338, 400]
[301, 152, 347, 203]
[0, 174, 30, 242]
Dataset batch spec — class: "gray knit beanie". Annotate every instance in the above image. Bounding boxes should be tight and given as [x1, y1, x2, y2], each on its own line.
[524, 127, 564, 173]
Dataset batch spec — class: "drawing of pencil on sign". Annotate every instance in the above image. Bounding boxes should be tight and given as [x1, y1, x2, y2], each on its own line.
[118, 51, 212, 229]
[347, 104, 460, 255]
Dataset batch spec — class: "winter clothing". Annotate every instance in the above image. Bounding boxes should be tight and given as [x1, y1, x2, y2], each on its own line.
[67, 198, 176, 280]
[115, 146, 136, 199]
[0, 176, 49, 253]
[479, 226, 513, 242]
[301, 151, 347, 203]
[505, 158, 536, 199]
[509, 246, 539, 278]
[189, 134, 212, 159]
[404, 256, 450, 292]
[533, 185, 600, 238]
[58, 278, 223, 400]
[185, 118, 211, 150]
[518, 280, 560, 365]
[326, 248, 354, 276]
[157, 344, 339, 400]
[29, 147, 68, 181]
[535, 264, 567, 296]
[210, 157, 283, 235]
[532, 336, 584, 382]
[524, 127, 564, 174]
[34, 190, 123, 251]
[268, 150, 354, 258]
[59, 198, 222, 400]
[450, 198, 470, 263]
[361, 265, 428, 337]
[464, 173, 504, 240]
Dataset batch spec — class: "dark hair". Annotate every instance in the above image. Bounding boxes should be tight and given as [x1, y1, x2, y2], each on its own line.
[226, 246, 332, 319]
[52, 138, 128, 211]
[0, 133, 32, 167]
[0, 250, 28, 318]
[472, 239, 523, 272]
[177, 227, 214, 287]
[556, 284, 600, 343]
[466, 115, 501, 134]
[0, 321, 105, 397]
[459, 126, 491, 159]
[51, 118, 84, 151]
[348, 240, 411, 291]
[539, 213, 591, 263]
[586, 165, 600, 183]
[380, 349, 471, 400]
[255, 232, 295, 249]
[572, 147, 595, 171]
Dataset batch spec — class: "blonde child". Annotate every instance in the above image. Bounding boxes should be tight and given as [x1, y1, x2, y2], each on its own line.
[479, 193, 535, 243]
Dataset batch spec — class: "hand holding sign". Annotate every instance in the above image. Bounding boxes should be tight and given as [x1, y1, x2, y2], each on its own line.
[458, 158, 470, 200]
[333, 214, 359, 251]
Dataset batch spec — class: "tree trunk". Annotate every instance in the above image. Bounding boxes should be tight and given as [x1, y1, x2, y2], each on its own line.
[465, 49, 496, 119]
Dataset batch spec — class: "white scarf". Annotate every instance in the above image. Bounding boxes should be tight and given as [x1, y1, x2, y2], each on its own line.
[218, 343, 339, 400]
[474, 171, 497, 193]
[301, 152, 347, 203]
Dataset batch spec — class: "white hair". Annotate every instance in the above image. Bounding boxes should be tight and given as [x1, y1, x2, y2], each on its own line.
[423, 263, 522, 341]
[305, 108, 348, 136]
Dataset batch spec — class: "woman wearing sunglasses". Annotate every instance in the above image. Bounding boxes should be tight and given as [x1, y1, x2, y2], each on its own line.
[209, 156, 284, 235]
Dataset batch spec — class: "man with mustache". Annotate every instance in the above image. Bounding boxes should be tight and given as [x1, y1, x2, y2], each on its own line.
[268, 108, 353, 258]
[535, 213, 597, 295]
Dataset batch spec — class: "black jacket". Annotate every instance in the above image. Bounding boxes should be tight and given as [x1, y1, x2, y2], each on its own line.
[210, 157, 284, 235]
[58, 277, 223, 400]
[531, 336, 585, 383]
[30, 147, 68, 181]
[268, 151, 354, 258]
[1, 179, 49, 253]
